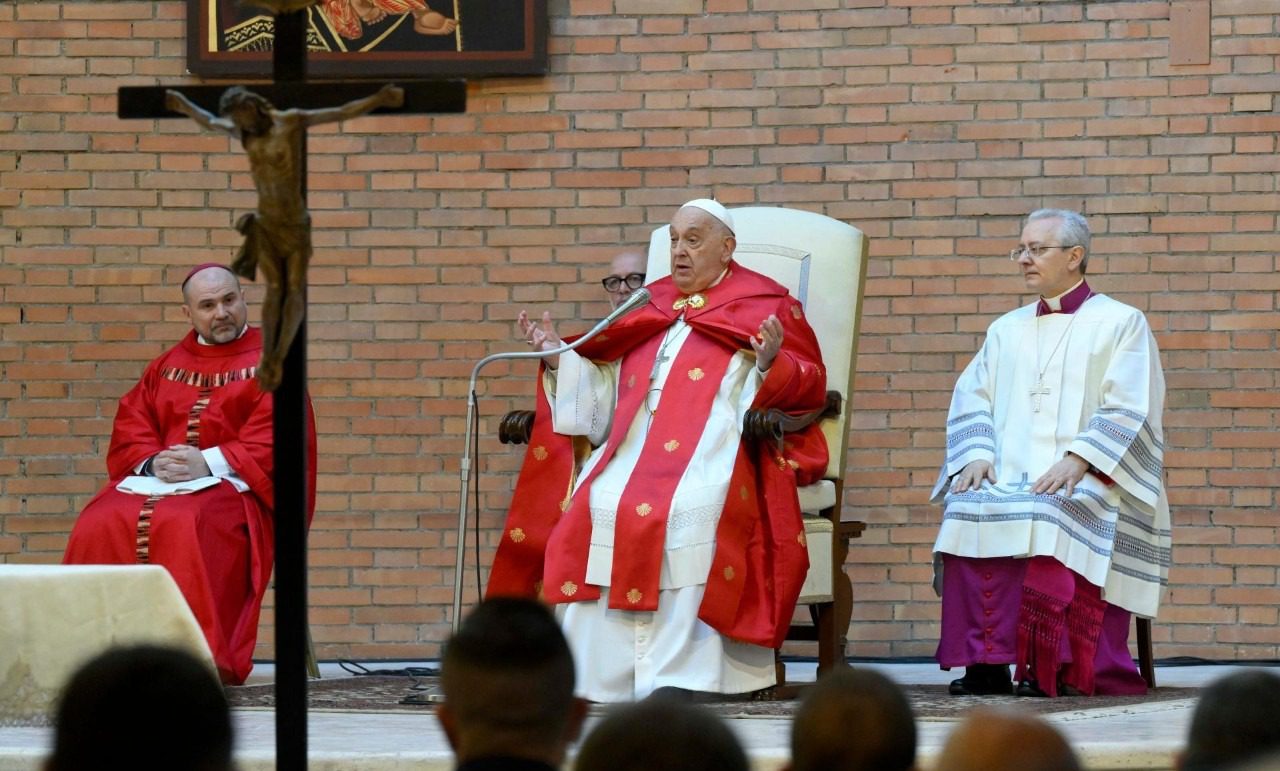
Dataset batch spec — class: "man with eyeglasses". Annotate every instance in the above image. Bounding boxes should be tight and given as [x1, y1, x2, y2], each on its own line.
[492, 199, 828, 702]
[931, 208, 1170, 698]
[601, 249, 648, 310]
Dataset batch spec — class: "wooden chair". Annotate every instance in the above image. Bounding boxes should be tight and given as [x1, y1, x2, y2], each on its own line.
[1137, 616, 1155, 687]
[499, 206, 869, 688]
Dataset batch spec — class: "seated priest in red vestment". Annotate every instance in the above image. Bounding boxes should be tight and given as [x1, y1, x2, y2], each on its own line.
[64, 263, 316, 685]
[488, 199, 830, 702]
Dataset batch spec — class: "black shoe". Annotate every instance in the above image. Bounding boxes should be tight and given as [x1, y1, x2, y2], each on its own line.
[647, 686, 696, 703]
[1016, 679, 1049, 697]
[948, 664, 1013, 696]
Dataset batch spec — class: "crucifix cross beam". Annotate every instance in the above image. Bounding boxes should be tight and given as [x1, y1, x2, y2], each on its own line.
[114, 7, 466, 771]
[117, 80, 466, 120]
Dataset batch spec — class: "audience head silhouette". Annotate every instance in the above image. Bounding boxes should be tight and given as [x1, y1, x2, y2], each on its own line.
[1180, 669, 1280, 771]
[437, 597, 586, 768]
[788, 668, 917, 771]
[45, 644, 232, 771]
[573, 693, 748, 771]
[935, 706, 1080, 771]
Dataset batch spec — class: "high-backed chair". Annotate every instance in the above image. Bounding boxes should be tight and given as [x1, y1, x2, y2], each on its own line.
[497, 206, 869, 687]
[644, 207, 869, 684]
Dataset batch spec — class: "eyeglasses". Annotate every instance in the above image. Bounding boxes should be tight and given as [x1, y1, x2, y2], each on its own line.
[1009, 244, 1073, 261]
[602, 272, 645, 292]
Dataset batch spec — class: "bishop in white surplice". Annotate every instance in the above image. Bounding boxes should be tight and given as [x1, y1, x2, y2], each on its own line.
[932, 209, 1171, 698]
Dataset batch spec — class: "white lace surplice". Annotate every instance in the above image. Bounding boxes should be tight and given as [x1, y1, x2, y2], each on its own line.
[931, 295, 1172, 618]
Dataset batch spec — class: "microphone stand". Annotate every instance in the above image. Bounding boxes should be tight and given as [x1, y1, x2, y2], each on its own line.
[448, 288, 651, 635]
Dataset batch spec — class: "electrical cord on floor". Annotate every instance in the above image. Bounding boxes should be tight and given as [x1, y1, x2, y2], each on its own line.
[337, 659, 440, 678]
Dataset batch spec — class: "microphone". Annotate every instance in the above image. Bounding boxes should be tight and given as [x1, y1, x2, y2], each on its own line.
[599, 286, 652, 329]
[447, 286, 652, 636]
[534, 286, 651, 362]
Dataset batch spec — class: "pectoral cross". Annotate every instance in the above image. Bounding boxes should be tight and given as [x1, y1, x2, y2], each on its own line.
[1029, 377, 1051, 413]
[649, 349, 672, 382]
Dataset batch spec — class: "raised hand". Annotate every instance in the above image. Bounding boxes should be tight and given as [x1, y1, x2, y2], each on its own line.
[517, 310, 564, 368]
[750, 314, 784, 372]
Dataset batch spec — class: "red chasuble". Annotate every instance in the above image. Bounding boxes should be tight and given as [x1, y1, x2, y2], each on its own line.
[64, 327, 316, 685]
[488, 263, 829, 649]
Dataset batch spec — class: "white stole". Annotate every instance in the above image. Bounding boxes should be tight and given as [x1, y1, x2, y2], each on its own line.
[545, 320, 763, 590]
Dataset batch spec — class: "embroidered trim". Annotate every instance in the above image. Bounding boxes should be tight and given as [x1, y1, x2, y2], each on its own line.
[135, 495, 163, 563]
[161, 366, 256, 389]
[185, 389, 212, 446]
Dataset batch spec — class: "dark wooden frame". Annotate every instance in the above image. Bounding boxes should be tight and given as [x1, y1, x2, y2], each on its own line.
[187, 0, 548, 79]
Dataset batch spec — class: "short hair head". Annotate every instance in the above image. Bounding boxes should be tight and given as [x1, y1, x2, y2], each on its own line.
[790, 668, 917, 771]
[1025, 208, 1091, 273]
[574, 697, 748, 771]
[1183, 670, 1280, 771]
[47, 644, 232, 771]
[936, 707, 1080, 771]
[440, 598, 578, 760]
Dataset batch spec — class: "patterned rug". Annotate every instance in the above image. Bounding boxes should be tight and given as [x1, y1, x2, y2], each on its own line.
[224, 675, 1198, 721]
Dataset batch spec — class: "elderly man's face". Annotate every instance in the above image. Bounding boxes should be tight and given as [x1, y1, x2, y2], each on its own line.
[1015, 216, 1085, 299]
[182, 268, 248, 345]
[669, 207, 734, 295]
[603, 251, 647, 309]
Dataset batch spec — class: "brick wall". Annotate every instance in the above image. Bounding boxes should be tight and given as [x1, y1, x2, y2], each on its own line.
[2, 0, 1277, 662]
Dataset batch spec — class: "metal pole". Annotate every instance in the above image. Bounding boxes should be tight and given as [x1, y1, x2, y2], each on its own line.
[272, 9, 308, 771]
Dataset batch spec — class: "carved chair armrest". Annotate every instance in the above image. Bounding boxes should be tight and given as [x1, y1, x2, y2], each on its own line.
[742, 391, 842, 447]
[499, 390, 841, 449]
[498, 410, 536, 445]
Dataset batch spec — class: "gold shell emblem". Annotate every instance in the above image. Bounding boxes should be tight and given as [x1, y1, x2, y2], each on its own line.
[532, 446, 549, 461]
[560, 581, 578, 597]
[687, 367, 704, 381]
[627, 374, 636, 389]
[626, 588, 643, 605]
[791, 304, 803, 320]
[739, 485, 749, 501]
[509, 528, 526, 543]
[797, 532, 807, 547]
[723, 566, 735, 582]
[635, 502, 653, 518]
[664, 439, 680, 452]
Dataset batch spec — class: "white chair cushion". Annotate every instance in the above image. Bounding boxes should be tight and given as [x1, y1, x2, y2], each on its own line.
[796, 479, 836, 514]
[798, 515, 834, 604]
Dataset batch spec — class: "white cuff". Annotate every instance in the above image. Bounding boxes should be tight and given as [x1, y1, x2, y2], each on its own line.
[202, 447, 232, 478]
[201, 447, 250, 493]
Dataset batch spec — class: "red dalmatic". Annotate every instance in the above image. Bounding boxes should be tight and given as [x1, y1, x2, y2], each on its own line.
[489, 264, 829, 649]
[64, 328, 316, 685]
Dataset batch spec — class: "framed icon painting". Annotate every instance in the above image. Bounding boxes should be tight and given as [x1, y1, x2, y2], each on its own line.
[187, 0, 548, 78]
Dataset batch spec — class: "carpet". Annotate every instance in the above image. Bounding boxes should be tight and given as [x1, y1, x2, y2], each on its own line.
[224, 675, 1198, 721]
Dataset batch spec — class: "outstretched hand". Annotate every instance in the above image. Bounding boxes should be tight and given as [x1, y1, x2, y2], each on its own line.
[751, 314, 784, 372]
[517, 310, 563, 369]
[379, 84, 405, 108]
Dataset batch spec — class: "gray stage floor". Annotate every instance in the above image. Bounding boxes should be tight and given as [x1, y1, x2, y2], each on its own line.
[0, 661, 1264, 771]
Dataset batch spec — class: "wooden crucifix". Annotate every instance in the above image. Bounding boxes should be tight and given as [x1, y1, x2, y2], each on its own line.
[117, 4, 465, 769]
